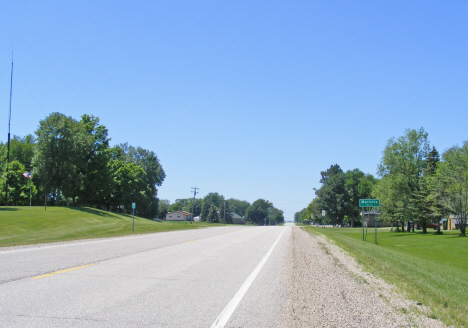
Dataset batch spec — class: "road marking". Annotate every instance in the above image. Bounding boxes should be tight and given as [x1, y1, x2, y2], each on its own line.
[31, 264, 94, 280]
[186, 240, 198, 243]
[211, 228, 286, 328]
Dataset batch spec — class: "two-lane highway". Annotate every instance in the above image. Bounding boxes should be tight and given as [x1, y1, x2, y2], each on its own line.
[0, 225, 291, 327]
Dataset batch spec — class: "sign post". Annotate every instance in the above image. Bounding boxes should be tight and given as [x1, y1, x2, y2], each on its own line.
[359, 199, 380, 242]
[132, 203, 136, 232]
[374, 207, 378, 244]
[321, 210, 326, 229]
[362, 209, 365, 241]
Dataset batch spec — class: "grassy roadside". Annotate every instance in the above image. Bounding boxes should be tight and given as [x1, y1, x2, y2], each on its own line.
[0, 206, 221, 247]
[293, 222, 306, 226]
[303, 226, 468, 328]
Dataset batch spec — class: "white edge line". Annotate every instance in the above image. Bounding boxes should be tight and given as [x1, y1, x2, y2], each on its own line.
[210, 228, 287, 328]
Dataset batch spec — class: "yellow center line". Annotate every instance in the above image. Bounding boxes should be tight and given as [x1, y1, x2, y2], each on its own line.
[31, 264, 94, 280]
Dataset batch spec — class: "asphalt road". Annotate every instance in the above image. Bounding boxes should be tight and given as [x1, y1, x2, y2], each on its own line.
[0, 225, 292, 327]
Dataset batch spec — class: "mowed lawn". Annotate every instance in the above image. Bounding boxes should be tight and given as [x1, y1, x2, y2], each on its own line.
[0, 206, 216, 247]
[304, 226, 468, 328]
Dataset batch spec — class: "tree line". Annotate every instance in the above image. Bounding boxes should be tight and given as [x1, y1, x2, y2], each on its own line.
[296, 128, 468, 236]
[295, 166, 377, 227]
[1, 112, 284, 225]
[159, 193, 284, 225]
[0, 112, 165, 219]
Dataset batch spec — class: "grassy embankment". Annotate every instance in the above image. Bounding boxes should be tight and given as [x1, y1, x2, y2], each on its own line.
[303, 226, 468, 327]
[0, 206, 219, 247]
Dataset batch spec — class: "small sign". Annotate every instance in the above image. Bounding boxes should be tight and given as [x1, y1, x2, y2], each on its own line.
[321, 210, 326, 216]
[359, 199, 380, 207]
[132, 203, 136, 209]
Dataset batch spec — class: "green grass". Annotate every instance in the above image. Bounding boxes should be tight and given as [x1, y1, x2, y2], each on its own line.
[303, 226, 468, 327]
[0, 206, 220, 247]
[293, 222, 306, 226]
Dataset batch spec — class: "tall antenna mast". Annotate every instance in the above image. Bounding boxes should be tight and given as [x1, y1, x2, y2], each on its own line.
[5, 52, 13, 205]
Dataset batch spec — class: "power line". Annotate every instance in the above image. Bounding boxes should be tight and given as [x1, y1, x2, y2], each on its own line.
[17, 71, 47, 115]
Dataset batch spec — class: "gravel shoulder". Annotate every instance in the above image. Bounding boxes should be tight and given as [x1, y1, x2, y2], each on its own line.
[278, 227, 447, 328]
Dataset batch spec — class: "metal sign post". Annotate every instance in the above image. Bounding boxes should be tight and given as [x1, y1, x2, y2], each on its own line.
[362, 209, 365, 241]
[132, 203, 136, 232]
[359, 199, 380, 242]
[374, 208, 378, 244]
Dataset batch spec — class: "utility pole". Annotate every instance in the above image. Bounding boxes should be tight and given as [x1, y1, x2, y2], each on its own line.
[209, 194, 212, 223]
[224, 200, 226, 224]
[191, 187, 198, 224]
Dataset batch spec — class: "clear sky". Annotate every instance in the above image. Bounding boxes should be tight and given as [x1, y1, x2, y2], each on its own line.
[1, 1, 467, 220]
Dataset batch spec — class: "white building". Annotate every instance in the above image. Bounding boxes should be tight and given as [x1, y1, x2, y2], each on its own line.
[165, 211, 194, 221]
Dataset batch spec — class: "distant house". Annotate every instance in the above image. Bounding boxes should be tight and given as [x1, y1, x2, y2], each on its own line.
[230, 212, 245, 224]
[166, 211, 193, 221]
[446, 215, 467, 230]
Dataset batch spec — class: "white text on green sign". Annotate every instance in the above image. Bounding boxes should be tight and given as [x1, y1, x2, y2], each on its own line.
[359, 199, 380, 207]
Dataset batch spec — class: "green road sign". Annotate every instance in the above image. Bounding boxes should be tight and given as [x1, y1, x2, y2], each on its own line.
[132, 203, 136, 209]
[359, 199, 380, 207]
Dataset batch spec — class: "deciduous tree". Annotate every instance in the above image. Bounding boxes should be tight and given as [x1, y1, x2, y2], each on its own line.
[157, 199, 171, 219]
[226, 198, 250, 217]
[74, 115, 113, 207]
[0, 161, 37, 205]
[246, 199, 272, 225]
[316, 165, 348, 225]
[377, 128, 431, 232]
[33, 112, 91, 204]
[116, 143, 166, 218]
[437, 143, 468, 236]
[344, 169, 377, 226]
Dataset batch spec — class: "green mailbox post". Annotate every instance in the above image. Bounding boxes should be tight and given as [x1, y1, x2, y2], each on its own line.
[132, 203, 136, 232]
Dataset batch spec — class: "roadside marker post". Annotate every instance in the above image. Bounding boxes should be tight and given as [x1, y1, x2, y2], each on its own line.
[359, 199, 380, 242]
[132, 203, 136, 232]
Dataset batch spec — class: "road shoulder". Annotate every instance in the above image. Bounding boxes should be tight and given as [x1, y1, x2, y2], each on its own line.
[278, 227, 447, 327]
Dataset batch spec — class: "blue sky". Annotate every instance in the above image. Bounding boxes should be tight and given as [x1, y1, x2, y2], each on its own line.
[1, 1, 467, 220]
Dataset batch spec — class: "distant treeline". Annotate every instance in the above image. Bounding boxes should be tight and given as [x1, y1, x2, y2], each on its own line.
[159, 193, 284, 225]
[296, 128, 468, 236]
[0, 112, 165, 219]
